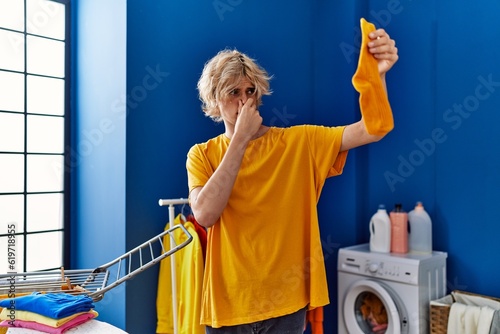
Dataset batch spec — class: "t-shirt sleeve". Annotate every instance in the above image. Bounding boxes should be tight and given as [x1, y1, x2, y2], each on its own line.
[305, 125, 348, 178]
[186, 144, 211, 193]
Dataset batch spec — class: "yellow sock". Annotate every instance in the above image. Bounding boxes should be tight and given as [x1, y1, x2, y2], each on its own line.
[352, 18, 394, 136]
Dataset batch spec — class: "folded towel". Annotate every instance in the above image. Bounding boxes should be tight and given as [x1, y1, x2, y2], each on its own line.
[478, 307, 496, 334]
[0, 310, 97, 334]
[490, 310, 500, 334]
[448, 302, 496, 334]
[0, 293, 94, 319]
[0, 308, 98, 328]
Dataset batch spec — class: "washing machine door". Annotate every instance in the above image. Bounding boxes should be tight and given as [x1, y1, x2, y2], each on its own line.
[343, 279, 409, 334]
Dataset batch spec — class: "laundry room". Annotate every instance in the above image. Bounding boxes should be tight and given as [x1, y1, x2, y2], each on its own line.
[76, 1, 500, 332]
[1, 0, 499, 333]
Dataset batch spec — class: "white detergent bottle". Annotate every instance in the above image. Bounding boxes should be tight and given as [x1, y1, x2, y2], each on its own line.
[408, 201, 433, 254]
[369, 204, 391, 253]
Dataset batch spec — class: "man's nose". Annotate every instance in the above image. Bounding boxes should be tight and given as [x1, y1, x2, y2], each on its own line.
[240, 92, 250, 104]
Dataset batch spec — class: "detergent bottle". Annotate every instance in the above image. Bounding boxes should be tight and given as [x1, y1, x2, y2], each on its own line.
[390, 203, 408, 253]
[408, 201, 433, 254]
[369, 204, 391, 253]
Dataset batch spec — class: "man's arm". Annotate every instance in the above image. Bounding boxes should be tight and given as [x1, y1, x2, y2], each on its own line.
[341, 25, 399, 152]
[189, 138, 246, 228]
[189, 99, 262, 228]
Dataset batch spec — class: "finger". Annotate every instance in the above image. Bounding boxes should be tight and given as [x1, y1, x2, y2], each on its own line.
[238, 100, 243, 114]
[369, 37, 397, 54]
[372, 43, 398, 56]
[368, 28, 388, 41]
[373, 51, 399, 65]
[374, 53, 399, 64]
[370, 43, 396, 55]
[368, 32, 393, 49]
[243, 97, 255, 108]
[368, 37, 390, 49]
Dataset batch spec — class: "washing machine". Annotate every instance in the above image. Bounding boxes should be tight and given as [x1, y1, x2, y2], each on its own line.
[338, 244, 447, 334]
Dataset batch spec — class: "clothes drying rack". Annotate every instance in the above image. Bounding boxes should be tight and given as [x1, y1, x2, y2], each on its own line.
[0, 198, 192, 326]
[158, 197, 191, 334]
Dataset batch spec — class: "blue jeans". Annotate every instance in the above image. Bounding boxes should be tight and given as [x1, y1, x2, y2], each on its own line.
[205, 306, 307, 334]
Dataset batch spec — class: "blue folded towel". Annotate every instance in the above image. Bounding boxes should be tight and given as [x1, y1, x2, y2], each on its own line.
[0, 292, 94, 319]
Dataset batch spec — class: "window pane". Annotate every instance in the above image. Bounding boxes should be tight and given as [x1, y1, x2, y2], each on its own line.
[0, 29, 25, 72]
[1, 0, 68, 273]
[27, 231, 62, 271]
[27, 193, 63, 232]
[27, 154, 63, 192]
[0, 0, 24, 32]
[27, 75, 65, 116]
[0, 112, 24, 152]
[0, 194, 24, 233]
[27, 0, 65, 40]
[27, 36, 65, 78]
[0, 234, 25, 273]
[0, 70, 24, 112]
[27, 115, 64, 153]
[0, 154, 24, 193]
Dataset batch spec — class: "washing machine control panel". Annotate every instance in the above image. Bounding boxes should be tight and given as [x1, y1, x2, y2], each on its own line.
[364, 260, 418, 283]
[338, 249, 424, 284]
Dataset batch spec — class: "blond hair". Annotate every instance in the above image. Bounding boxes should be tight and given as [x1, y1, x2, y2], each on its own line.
[197, 49, 272, 122]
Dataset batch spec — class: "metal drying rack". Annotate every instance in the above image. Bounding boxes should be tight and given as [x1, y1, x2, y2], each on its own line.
[0, 199, 192, 305]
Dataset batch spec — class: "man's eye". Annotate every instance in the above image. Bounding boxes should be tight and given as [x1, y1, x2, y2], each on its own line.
[247, 88, 256, 95]
[229, 89, 240, 96]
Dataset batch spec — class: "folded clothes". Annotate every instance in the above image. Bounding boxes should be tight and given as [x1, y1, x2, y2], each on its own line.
[448, 302, 496, 334]
[0, 310, 97, 334]
[0, 308, 98, 328]
[490, 310, 500, 334]
[0, 293, 94, 319]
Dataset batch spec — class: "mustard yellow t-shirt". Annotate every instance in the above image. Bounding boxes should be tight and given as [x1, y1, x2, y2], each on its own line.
[186, 125, 347, 328]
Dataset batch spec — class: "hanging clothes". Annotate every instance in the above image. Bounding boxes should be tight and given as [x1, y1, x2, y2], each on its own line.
[186, 214, 207, 260]
[156, 214, 205, 334]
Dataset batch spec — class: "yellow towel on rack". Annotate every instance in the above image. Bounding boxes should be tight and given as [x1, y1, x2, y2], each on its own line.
[156, 214, 205, 334]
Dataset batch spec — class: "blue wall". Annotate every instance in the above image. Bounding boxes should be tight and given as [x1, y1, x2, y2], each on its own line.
[72, 0, 127, 329]
[359, 0, 500, 298]
[73, 1, 500, 333]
